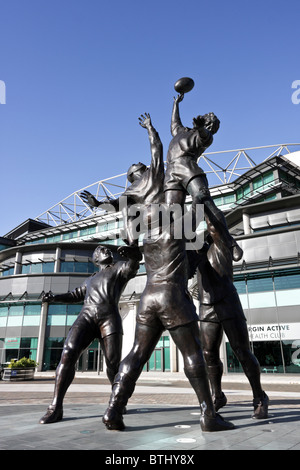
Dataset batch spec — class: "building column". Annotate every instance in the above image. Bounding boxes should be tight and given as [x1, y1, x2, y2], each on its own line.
[121, 301, 138, 360]
[170, 336, 179, 372]
[36, 302, 48, 371]
[242, 211, 251, 235]
[54, 247, 61, 273]
[14, 251, 22, 275]
[220, 336, 228, 374]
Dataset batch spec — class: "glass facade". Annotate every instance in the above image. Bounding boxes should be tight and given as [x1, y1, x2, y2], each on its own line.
[227, 340, 300, 374]
[60, 260, 97, 274]
[143, 336, 170, 372]
[0, 303, 41, 328]
[0, 337, 38, 364]
[47, 303, 82, 326]
[43, 337, 103, 372]
[226, 269, 300, 373]
[21, 262, 55, 274]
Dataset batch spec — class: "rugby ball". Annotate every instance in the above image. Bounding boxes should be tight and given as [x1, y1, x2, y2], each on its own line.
[174, 77, 195, 94]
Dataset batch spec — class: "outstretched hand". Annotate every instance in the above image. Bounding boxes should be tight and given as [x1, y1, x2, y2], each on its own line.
[138, 113, 152, 129]
[42, 292, 55, 303]
[117, 245, 142, 261]
[80, 190, 100, 208]
[174, 93, 184, 104]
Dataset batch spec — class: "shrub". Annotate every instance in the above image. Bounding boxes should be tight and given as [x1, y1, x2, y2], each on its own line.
[8, 357, 38, 369]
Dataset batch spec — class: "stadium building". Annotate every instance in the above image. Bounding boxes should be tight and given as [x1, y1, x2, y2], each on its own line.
[1, 144, 300, 376]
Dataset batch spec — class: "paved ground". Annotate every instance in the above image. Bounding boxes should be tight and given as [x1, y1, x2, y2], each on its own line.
[1, 372, 300, 453]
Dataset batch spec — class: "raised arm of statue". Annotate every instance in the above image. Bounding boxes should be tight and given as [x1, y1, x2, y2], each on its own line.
[171, 94, 184, 136]
[138, 113, 163, 174]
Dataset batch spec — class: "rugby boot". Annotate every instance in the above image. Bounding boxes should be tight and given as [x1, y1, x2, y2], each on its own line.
[252, 392, 269, 419]
[213, 392, 227, 412]
[200, 412, 235, 432]
[39, 405, 63, 424]
[102, 406, 125, 431]
[103, 372, 136, 431]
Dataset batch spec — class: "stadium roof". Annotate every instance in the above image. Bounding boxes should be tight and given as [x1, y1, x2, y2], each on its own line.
[35, 143, 300, 227]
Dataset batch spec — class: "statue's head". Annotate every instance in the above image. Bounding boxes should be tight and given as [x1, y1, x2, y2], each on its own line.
[193, 112, 220, 135]
[127, 162, 147, 183]
[93, 245, 113, 266]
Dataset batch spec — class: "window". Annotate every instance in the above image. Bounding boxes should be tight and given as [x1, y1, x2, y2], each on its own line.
[0, 307, 8, 327]
[253, 170, 274, 190]
[1, 267, 14, 276]
[247, 277, 273, 293]
[23, 304, 41, 326]
[44, 337, 65, 370]
[19, 337, 38, 361]
[234, 270, 300, 293]
[9, 306, 23, 316]
[236, 183, 250, 201]
[47, 303, 83, 327]
[21, 262, 54, 274]
[0, 307, 8, 316]
[66, 304, 82, 326]
[42, 262, 55, 273]
[47, 304, 67, 326]
[233, 279, 247, 294]
[60, 261, 96, 273]
[256, 193, 277, 203]
[46, 235, 61, 243]
[63, 230, 79, 240]
[80, 226, 96, 237]
[26, 238, 46, 245]
[274, 272, 300, 290]
[213, 193, 236, 207]
[0, 337, 38, 364]
[99, 222, 115, 232]
[143, 335, 170, 371]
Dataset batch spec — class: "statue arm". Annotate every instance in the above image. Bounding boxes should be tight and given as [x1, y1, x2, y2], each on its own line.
[171, 94, 184, 136]
[139, 113, 163, 173]
[117, 245, 142, 278]
[42, 285, 87, 304]
[80, 190, 119, 211]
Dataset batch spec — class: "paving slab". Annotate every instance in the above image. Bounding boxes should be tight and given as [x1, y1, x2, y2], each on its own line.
[1, 374, 300, 453]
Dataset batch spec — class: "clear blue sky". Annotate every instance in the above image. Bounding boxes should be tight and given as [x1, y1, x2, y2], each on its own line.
[1, 0, 300, 236]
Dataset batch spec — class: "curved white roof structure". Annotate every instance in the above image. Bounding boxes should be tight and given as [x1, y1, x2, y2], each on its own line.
[35, 143, 300, 227]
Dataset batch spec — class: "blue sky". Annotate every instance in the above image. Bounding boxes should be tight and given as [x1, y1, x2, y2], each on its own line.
[1, 0, 300, 236]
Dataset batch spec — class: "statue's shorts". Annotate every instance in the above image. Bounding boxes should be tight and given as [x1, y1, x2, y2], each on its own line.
[72, 306, 123, 339]
[136, 282, 198, 330]
[164, 157, 206, 192]
[199, 290, 246, 324]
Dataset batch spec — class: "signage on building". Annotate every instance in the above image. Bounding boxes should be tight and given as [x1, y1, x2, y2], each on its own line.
[225, 323, 300, 342]
[247, 323, 300, 342]
[4, 337, 20, 349]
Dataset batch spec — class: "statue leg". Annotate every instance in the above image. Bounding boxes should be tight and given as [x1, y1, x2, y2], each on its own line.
[103, 323, 163, 430]
[39, 317, 95, 424]
[165, 188, 186, 206]
[199, 320, 227, 411]
[187, 176, 243, 261]
[101, 333, 123, 385]
[223, 316, 269, 419]
[169, 322, 234, 432]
